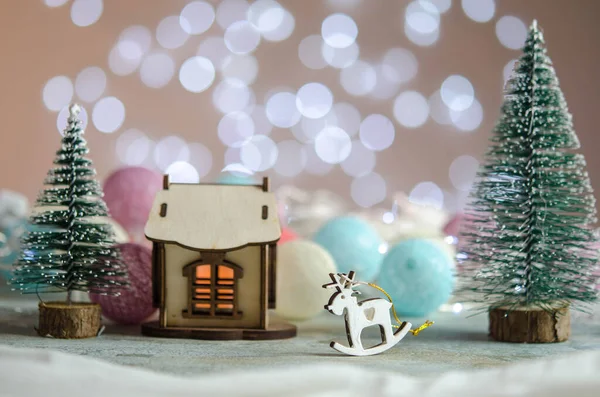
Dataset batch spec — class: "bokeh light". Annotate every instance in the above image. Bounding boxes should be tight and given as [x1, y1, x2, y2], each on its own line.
[404, 1, 440, 46]
[70, 0, 103, 27]
[450, 98, 483, 132]
[359, 114, 395, 151]
[322, 42, 359, 69]
[423, 0, 451, 14]
[179, 56, 216, 93]
[213, 78, 253, 113]
[428, 90, 452, 125]
[198, 36, 230, 70]
[296, 83, 333, 119]
[216, 0, 250, 30]
[304, 143, 334, 175]
[315, 126, 351, 164]
[496, 16, 527, 50]
[188, 142, 213, 179]
[45, 0, 69, 7]
[140, 52, 176, 89]
[449, 155, 480, 191]
[56, 105, 88, 135]
[393, 91, 429, 128]
[409, 181, 444, 209]
[266, 91, 301, 128]
[116, 128, 153, 166]
[251, 105, 273, 136]
[218, 111, 255, 147]
[333, 102, 361, 136]
[92, 96, 125, 134]
[340, 60, 377, 96]
[461, 0, 495, 23]
[503, 59, 518, 83]
[260, 9, 295, 42]
[166, 161, 200, 183]
[43, 76, 73, 112]
[109, 25, 152, 76]
[341, 141, 376, 177]
[247, 0, 285, 33]
[299, 35, 328, 70]
[321, 13, 358, 49]
[156, 15, 190, 49]
[292, 112, 338, 143]
[382, 48, 418, 84]
[240, 135, 278, 172]
[275, 140, 307, 177]
[351, 172, 387, 208]
[180, 1, 215, 35]
[441, 75, 474, 112]
[221, 54, 259, 85]
[224, 20, 261, 54]
[154, 136, 190, 171]
[75, 67, 106, 103]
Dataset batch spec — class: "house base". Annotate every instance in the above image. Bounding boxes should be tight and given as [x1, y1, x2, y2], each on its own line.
[141, 321, 297, 341]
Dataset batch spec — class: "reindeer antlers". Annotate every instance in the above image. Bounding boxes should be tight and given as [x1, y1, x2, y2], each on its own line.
[323, 271, 357, 290]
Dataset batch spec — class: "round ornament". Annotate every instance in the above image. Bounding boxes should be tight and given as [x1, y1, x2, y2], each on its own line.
[90, 243, 156, 325]
[313, 216, 384, 281]
[275, 240, 337, 321]
[378, 239, 454, 317]
[103, 167, 163, 239]
[279, 227, 298, 245]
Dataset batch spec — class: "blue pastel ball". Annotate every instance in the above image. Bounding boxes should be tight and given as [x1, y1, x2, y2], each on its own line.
[378, 239, 454, 317]
[313, 216, 384, 281]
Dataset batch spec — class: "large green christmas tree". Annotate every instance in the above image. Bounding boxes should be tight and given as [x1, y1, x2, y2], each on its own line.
[460, 21, 599, 311]
[11, 104, 128, 302]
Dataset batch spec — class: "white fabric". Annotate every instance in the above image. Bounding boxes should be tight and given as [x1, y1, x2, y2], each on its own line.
[0, 345, 599, 397]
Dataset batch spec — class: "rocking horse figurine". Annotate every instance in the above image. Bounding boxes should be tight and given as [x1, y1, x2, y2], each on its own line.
[323, 271, 412, 356]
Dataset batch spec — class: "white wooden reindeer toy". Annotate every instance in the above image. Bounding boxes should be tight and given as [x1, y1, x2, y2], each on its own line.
[323, 271, 412, 356]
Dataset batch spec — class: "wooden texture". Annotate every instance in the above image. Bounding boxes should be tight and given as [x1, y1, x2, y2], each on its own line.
[144, 183, 281, 251]
[37, 302, 101, 339]
[324, 272, 411, 356]
[141, 321, 296, 340]
[489, 306, 571, 343]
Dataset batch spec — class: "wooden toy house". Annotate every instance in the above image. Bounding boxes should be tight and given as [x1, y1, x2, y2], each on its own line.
[141, 176, 296, 340]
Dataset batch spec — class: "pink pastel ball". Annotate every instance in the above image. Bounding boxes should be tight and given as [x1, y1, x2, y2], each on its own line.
[279, 227, 298, 245]
[90, 243, 156, 325]
[103, 167, 162, 235]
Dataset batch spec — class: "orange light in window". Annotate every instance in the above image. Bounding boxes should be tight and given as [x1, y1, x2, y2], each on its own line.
[218, 266, 234, 279]
[217, 303, 233, 310]
[196, 265, 211, 279]
[195, 303, 210, 309]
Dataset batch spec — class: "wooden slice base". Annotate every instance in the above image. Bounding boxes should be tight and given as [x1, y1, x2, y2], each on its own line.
[37, 301, 102, 339]
[141, 321, 297, 341]
[489, 305, 570, 343]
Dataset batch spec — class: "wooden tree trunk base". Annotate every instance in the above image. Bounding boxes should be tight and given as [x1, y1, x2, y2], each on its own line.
[489, 305, 570, 343]
[37, 302, 102, 339]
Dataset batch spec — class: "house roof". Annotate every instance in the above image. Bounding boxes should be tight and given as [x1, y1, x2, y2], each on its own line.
[144, 182, 281, 251]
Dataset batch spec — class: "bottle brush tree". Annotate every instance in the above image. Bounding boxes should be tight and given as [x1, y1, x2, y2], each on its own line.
[11, 104, 128, 339]
[459, 20, 599, 343]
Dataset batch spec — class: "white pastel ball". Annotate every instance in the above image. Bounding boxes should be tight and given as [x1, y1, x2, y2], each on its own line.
[275, 240, 337, 321]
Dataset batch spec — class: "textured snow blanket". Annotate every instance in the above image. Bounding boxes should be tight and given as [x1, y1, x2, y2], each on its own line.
[0, 345, 599, 397]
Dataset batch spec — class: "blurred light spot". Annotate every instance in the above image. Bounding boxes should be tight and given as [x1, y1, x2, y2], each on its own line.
[275, 140, 307, 177]
[333, 102, 361, 136]
[341, 140, 375, 177]
[292, 112, 338, 143]
[225, 20, 261, 54]
[247, 0, 285, 33]
[452, 303, 463, 313]
[450, 99, 483, 132]
[304, 144, 334, 175]
[315, 126, 351, 164]
[92, 96, 125, 134]
[461, 0, 495, 23]
[260, 10, 294, 42]
[75, 67, 106, 103]
[71, 0, 103, 27]
[140, 52, 176, 88]
[116, 128, 153, 166]
[198, 36, 230, 70]
[266, 91, 301, 128]
[216, 0, 250, 30]
[224, 146, 242, 166]
[422, 0, 451, 13]
[393, 91, 429, 128]
[43, 76, 73, 112]
[154, 136, 190, 171]
[166, 161, 200, 183]
[340, 60, 376, 96]
[428, 90, 452, 125]
[157, 15, 190, 49]
[378, 242, 389, 254]
[56, 105, 88, 135]
[326, 0, 362, 8]
[359, 114, 395, 151]
[188, 142, 213, 179]
[406, 1, 440, 34]
[321, 13, 357, 49]
[404, 23, 439, 46]
[250, 105, 273, 136]
[180, 1, 215, 35]
[222, 162, 252, 175]
[369, 64, 401, 100]
[409, 181, 444, 209]
[441, 75, 474, 112]
[322, 41, 359, 69]
[351, 172, 387, 208]
[221, 54, 258, 85]
[45, 0, 69, 7]
[109, 25, 152, 76]
[218, 111, 255, 147]
[382, 212, 395, 224]
[503, 59, 518, 84]
[241, 135, 278, 172]
[299, 35, 328, 70]
[382, 48, 418, 84]
[450, 155, 479, 191]
[179, 56, 216, 93]
[109, 46, 140, 76]
[496, 16, 527, 50]
[212, 78, 252, 113]
[119, 25, 153, 54]
[296, 83, 333, 119]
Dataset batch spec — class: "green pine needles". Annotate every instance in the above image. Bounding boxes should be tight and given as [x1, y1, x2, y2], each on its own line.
[11, 104, 128, 300]
[459, 21, 599, 310]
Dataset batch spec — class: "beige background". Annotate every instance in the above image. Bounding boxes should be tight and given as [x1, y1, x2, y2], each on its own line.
[1, 0, 599, 213]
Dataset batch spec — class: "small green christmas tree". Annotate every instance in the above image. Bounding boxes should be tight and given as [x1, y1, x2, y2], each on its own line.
[459, 21, 598, 342]
[11, 104, 128, 304]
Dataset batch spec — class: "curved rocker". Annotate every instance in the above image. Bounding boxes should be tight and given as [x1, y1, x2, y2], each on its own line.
[331, 321, 412, 357]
